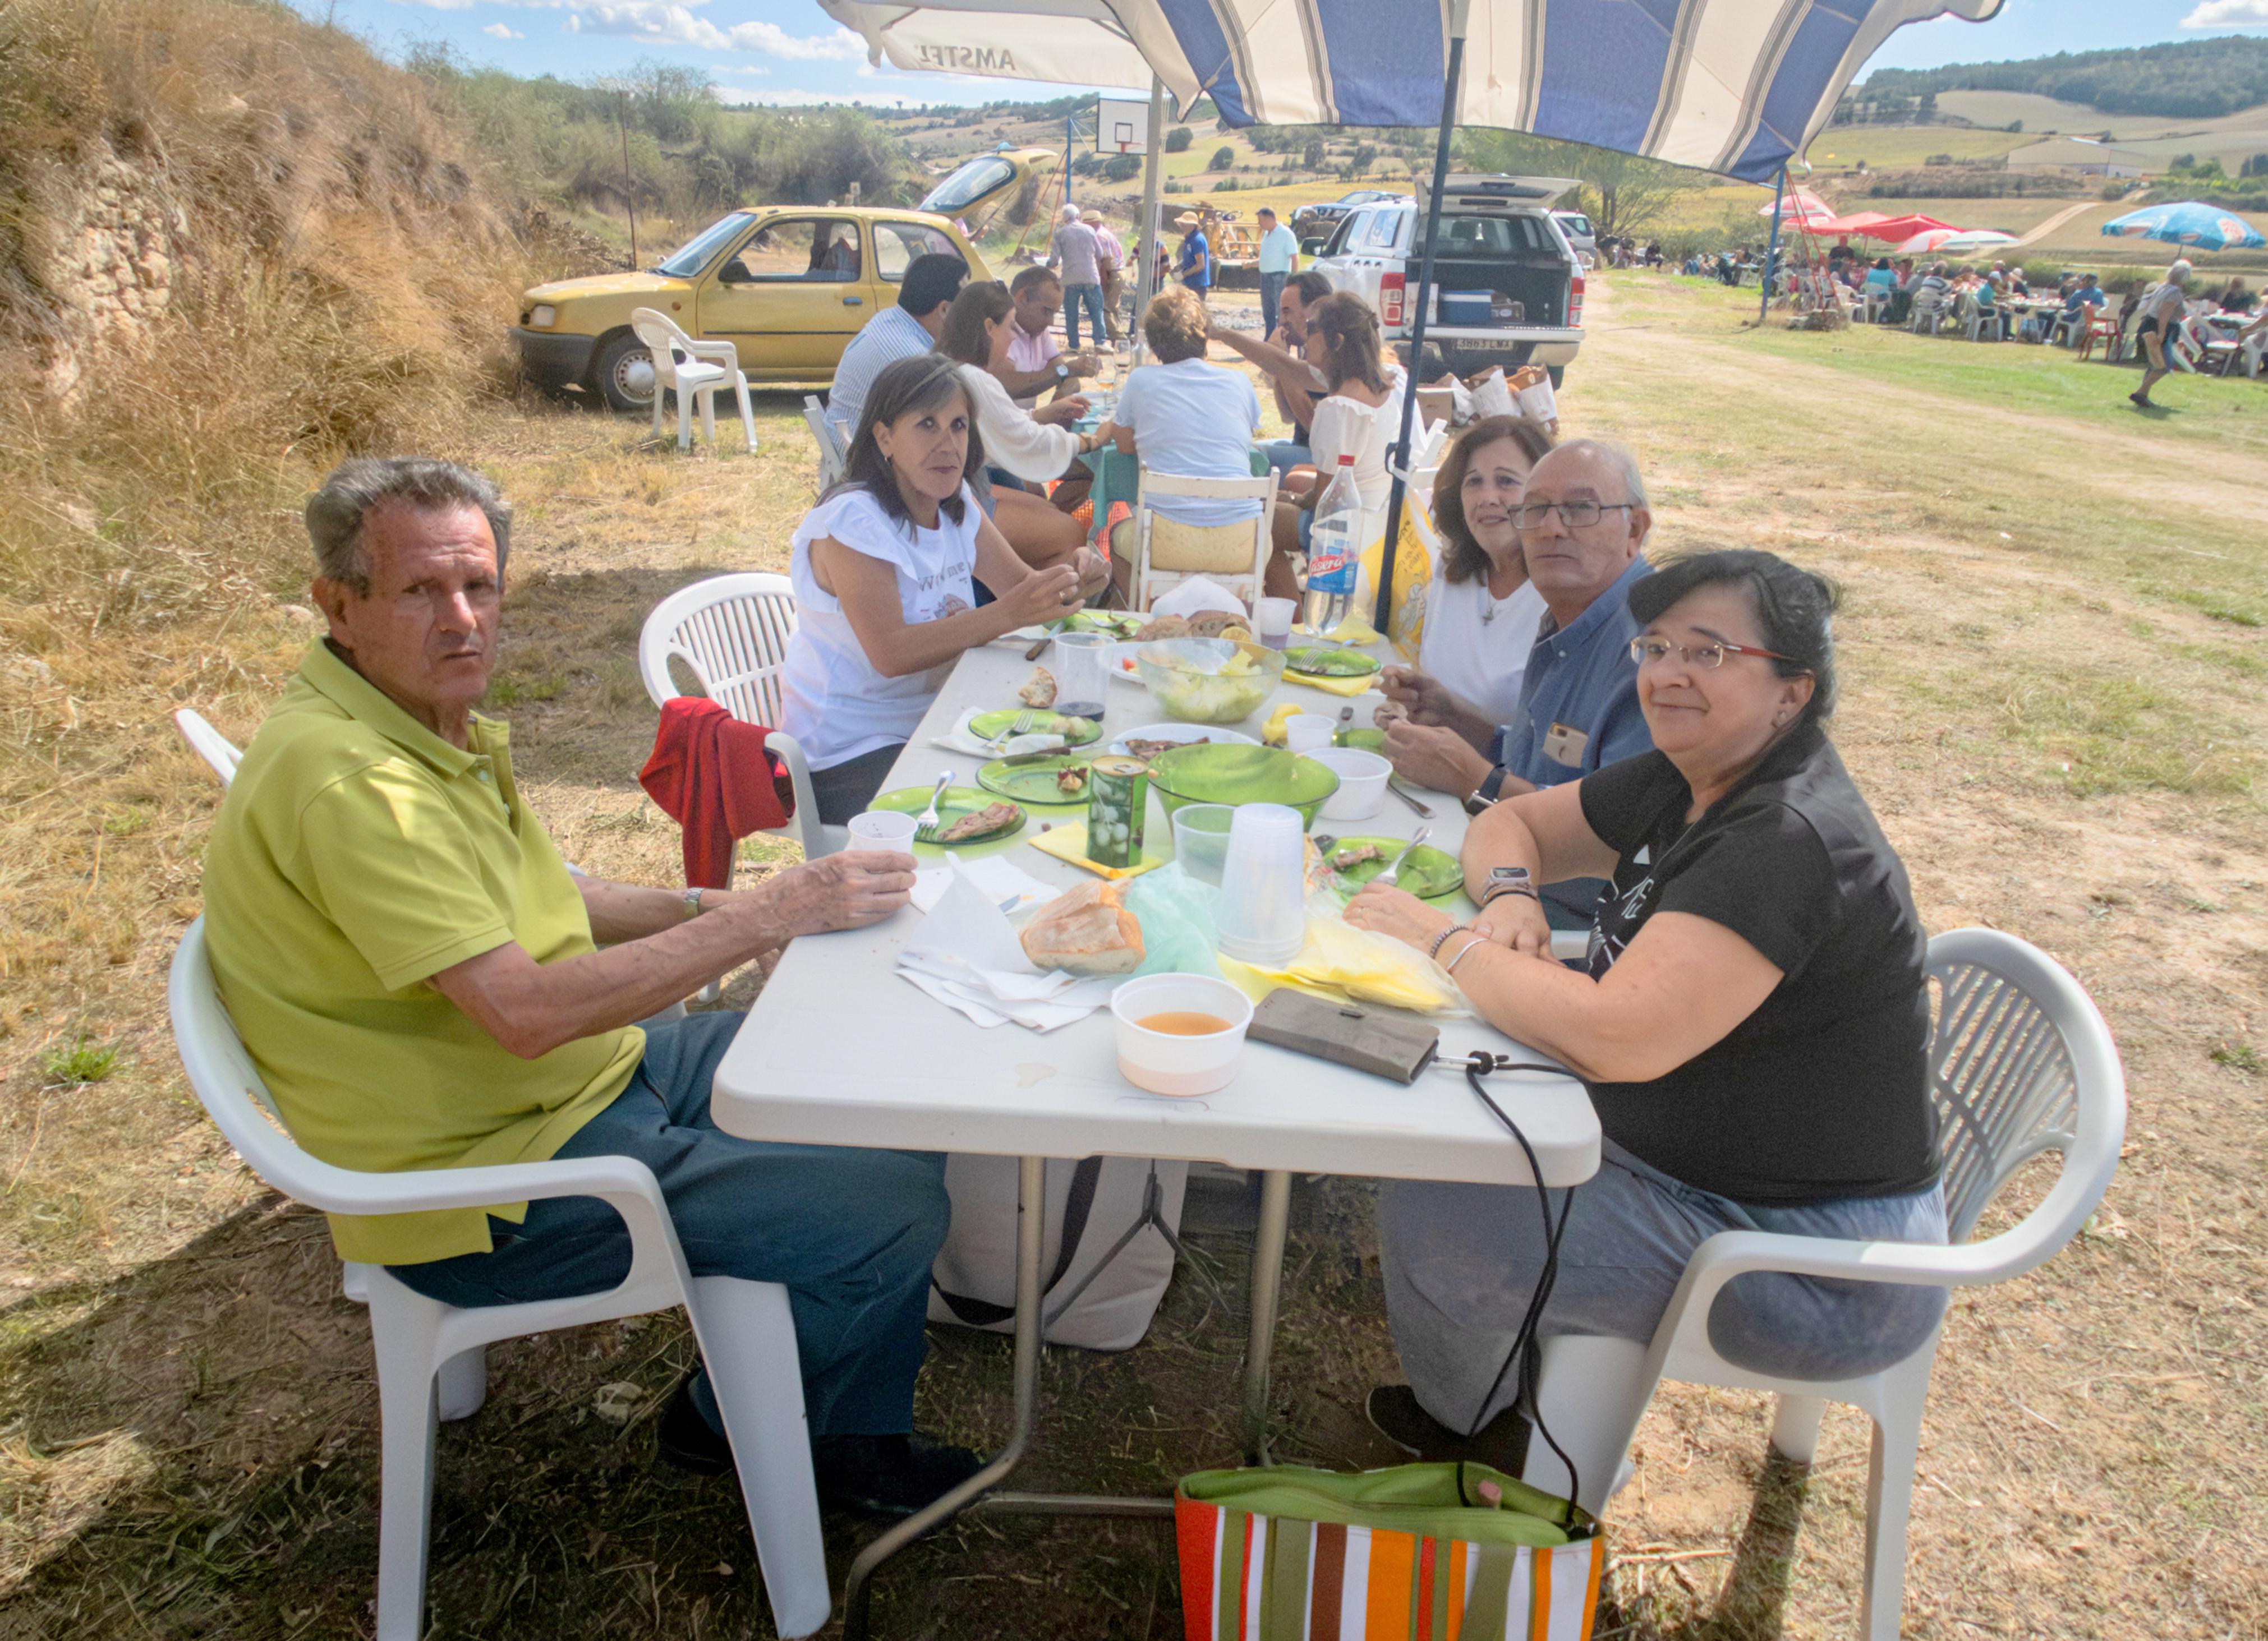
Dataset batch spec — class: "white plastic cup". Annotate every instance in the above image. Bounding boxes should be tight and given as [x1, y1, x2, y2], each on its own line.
[1283, 713, 1337, 754]
[1111, 973, 1254, 1096]
[1254, 596, 1296, 651]
[848, 810, 918, 849]
[1309, 748, 1392, 821]
[1171, 803, 1237, 887]
[1050, 630, 1111, 717]
[1214, 803, 1309, 965]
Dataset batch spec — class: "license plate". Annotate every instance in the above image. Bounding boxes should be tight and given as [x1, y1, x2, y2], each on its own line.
[1456, 337, 1522, 352]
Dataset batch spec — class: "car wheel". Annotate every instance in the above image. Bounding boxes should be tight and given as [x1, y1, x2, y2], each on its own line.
[592, 330, 657, 414]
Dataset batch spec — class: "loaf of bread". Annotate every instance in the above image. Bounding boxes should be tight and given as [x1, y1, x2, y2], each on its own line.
[1134, 613, 1191, 642]
[1019, 880, 1144, 975]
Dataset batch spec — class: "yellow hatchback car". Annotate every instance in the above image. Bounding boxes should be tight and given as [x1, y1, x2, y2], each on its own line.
[513, 206, 991, 411]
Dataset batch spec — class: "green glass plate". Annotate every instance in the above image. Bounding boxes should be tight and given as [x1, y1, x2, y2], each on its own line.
[1060, 610, 1145, 638]
[969, 709, 1102, 746]
[1338, 727, 1386, 753]
[1146, 743, 1340, 827]
[977, 753, 1096, 805]
[1323, 836, 1462, 901]
[1285, 646, 1382, 679]
[870, 786, 1027, 846]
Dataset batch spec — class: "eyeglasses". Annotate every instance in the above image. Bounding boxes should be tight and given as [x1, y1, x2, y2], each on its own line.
[1628, 635, 1797, 670]
[1510, 500, 1635, 529]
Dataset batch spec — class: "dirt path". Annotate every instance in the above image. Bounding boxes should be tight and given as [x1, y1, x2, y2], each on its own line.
[2017, 200, 2100, 246]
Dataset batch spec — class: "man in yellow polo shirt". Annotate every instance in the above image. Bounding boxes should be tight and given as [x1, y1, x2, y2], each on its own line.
[203, 456, 978, 1517]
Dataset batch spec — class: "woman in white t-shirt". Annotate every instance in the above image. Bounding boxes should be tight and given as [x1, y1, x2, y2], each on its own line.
[1270, 293, 1404, 595]
[780, 353, 1096, 822]
[1381, 416, 1557, 780]
[2128, 256, 2193, 410]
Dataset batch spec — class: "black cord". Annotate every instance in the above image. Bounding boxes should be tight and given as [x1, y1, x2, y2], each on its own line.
[1458, 1052, 1585, 1519]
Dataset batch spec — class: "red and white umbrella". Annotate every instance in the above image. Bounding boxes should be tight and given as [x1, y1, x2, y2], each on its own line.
[1758, 188, 1838, 226]
[1893, 227, 2020, 256]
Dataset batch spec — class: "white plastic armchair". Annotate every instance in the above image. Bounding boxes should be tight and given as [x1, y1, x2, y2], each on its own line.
[174, 708, 242, 787]
[1128, 467, 1281, 612]
[1523, 928, 2125, 1641]
[637, 573, 838, 865]
[630, 308, 757, 454]
[803, 394, 850, 491]
[167, 920, 829, 1641]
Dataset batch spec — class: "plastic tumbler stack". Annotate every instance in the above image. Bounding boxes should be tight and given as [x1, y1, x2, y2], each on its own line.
[1214, 803, 1308, 965]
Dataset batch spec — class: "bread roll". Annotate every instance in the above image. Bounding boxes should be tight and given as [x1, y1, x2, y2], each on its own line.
[1134, 613, 1191, 642]
[1019, 880, 1144, 975]
[1018, 667, 1057, 707]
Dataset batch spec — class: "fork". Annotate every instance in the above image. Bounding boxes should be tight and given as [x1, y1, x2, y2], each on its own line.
[1374, 826, 1432, 888]
[983, 709, 1039, 753]
[913, 772, 953, 844]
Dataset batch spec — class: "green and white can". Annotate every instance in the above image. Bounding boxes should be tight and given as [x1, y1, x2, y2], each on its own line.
[1085, 755, 1148, 869]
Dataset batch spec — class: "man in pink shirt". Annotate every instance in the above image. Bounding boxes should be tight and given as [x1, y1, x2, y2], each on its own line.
[1003, 266, 1096, 409]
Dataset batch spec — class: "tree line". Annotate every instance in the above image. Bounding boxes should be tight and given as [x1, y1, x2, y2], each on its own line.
[1858, 36, 2268, 121]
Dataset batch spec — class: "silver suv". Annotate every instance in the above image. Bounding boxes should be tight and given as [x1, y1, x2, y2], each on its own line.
[1312, 175, 1585, 384]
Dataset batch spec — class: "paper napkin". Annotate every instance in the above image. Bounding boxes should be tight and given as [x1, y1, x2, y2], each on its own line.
[896, 873, 1116, 1031]
[910, 854, 1062, 916]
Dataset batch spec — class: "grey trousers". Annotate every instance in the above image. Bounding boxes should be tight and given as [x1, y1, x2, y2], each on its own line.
[1380, 1140, 1948, 1432]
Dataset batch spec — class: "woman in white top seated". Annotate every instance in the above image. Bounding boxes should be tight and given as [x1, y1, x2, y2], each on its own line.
[935, 280, 1111, 587]
[1102, 285, 1266, 600]
[780, 353, 1094, 823]
[1387, 416, 1557, 740]
[1269, 292, 1404, 597]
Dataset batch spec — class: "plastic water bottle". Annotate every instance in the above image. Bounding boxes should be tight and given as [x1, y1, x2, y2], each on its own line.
[1303, 454, 1362, 635]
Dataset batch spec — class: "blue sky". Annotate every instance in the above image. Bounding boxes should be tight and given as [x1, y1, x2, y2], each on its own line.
[310, 0, 2268, 110]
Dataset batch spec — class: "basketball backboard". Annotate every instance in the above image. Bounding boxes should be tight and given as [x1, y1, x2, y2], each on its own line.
[1096, 96, 1150, 155]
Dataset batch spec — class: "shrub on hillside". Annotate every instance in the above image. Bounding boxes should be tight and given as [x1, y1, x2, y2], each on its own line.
[1166, 127, 1193, 153]
[1208, 146, 1234, 170]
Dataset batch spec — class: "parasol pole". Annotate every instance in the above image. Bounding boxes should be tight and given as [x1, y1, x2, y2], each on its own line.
[1760, 165, 1786, 322]
[1134, 73, 1166, 345]
[1375, 0, 1470, 635]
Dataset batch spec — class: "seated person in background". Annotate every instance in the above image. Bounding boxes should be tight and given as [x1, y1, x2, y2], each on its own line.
[1346, 549, 1947, 1493]
[781, 354, 1094, 822]
[1379, 439, 1652, 927]
[2220, 278, 2256, 316]
[1002, 267, 1098, 410]
[1396, 415, 1557, 735]
[827, 253, 967, 453]
[1207, 269, 1336, 474]
[933, 280, 1108, 591]
[1101, 287, 1265, 600]
[1267, 292, 1403, 603]
[203, 458, 979, 1515]
[1864, 256, 1897, 296]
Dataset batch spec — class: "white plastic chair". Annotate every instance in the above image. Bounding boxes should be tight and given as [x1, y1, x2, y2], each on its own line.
[167, 920, 829, 1640]
[630, 308, 756, 455]
[1962, 294, 2006, 343]
[637, 573, 839, 866]
[803, 395, 850, 491]
[174, 708, 242, 787]
[1522, 928, 2124, 1640]
[1907, 290, 1946, 336]
[1128, 468, 1281, 612]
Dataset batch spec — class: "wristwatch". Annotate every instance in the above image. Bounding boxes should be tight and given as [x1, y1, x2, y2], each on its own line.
[1462, 766, 1507, 818]
[1054, 362, 1072, 381]
[680, 886, 707, 920]
[1479, 865, 1537, 909]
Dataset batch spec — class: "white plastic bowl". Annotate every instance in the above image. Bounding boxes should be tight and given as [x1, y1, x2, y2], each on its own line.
[1111, 974, 1254, 1097]
[1309, 747, 1392, 821]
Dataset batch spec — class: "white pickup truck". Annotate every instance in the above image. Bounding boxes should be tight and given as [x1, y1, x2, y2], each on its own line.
[1310, 174, 1585, 386]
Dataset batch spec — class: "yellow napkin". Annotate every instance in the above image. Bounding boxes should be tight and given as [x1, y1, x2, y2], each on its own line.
[1027, 821, 1165, 881]
[1215, 914, 1466, 1015]
[1295, 615, 1382, 646]
[1283, 669, 1377, 698]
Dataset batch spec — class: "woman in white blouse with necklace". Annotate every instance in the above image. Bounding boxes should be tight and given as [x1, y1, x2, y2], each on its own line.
[1382, 415, 1556, 750]
[1267, 292, 1405, 594]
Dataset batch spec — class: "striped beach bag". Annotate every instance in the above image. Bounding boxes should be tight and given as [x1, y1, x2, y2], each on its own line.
[1175, 1462, 1603, 1641]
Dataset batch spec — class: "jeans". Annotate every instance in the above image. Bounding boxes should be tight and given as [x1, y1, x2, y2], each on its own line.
[1261, 439, 1312, 477]
[1062, 282, 1107, 351]
[389, 1012, 949, 1437]
[1381, 1138, 1948, 1432]
[1260, 270, 1287, 339]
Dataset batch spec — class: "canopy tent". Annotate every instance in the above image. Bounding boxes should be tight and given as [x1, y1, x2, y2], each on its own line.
[816, 0, 2009, 628]
[1815, 210, 1954, 242]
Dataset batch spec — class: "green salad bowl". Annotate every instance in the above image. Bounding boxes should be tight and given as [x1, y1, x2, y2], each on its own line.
[1145, 743, 1341, 831]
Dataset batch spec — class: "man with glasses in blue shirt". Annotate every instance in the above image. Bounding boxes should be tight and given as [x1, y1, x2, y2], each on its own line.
[1381, 440, 1653, 925]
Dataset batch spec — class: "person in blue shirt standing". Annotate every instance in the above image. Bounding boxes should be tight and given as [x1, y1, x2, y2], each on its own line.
[1255, 206, 1300, 337]
[1176, 211, 1212, 298]
[1379, 439, 1653, 926]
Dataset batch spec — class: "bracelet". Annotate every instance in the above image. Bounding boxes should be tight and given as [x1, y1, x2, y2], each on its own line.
[1427, 922, 1470, 961]
[1479, 882, 1540, 908]
[1444, 933, 1488, 975]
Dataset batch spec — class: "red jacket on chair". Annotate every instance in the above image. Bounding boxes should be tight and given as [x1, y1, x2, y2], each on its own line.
[638, 697, 794, 889]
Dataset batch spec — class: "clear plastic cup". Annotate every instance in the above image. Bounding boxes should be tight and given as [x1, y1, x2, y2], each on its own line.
[1214, 803, 1308, 965]
[1051, 630, 1111, 720]
[848, 810, 918, 849]
[1254, 597, 1296, 651]
[1284, 714, 1337, 754]
[1170, 803, 1237, 887]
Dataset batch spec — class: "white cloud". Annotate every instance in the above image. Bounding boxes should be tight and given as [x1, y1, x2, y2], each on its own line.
[2182, 0, 2268, 25]
[481, 20, 525, 36]
[560, 3, 863, 57]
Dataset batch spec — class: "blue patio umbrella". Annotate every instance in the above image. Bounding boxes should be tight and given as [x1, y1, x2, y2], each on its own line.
[2101, 201, 2266, 253]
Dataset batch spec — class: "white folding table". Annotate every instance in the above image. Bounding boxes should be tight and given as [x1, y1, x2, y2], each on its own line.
[709, 634, 1600, 1635]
